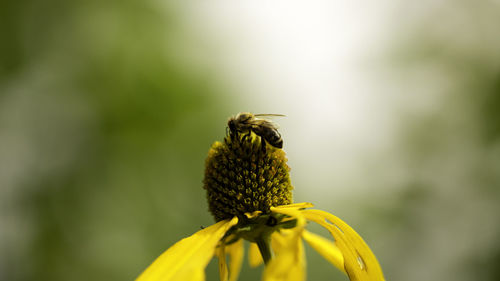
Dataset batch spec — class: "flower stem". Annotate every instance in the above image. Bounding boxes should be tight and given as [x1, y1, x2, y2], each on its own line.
[256, 236, 272, 265]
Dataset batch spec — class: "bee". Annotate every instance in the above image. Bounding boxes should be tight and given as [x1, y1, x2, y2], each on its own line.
[228, 112, 285, 149]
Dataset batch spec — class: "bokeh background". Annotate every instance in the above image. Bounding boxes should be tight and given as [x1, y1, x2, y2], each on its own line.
[1, 0, 500, 281]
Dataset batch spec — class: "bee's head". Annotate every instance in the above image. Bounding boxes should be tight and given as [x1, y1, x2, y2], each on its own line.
[228, 118, 236, 133]
[236, 112, 253, 123]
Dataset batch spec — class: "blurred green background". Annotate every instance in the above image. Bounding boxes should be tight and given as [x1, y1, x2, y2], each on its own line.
[1, 1, 499, 281]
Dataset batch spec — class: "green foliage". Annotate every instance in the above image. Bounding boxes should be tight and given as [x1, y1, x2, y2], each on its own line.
[0, 1, 232, 281]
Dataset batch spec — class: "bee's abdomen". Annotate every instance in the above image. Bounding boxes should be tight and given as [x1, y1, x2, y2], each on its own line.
[272, 137, 283, 148]
[267, 131, 283, 148]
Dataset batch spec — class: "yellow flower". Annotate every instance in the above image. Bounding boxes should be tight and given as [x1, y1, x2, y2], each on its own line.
[136, 114, 385, 281]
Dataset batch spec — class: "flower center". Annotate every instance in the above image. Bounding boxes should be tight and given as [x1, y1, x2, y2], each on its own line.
[203, 132, 293, 222]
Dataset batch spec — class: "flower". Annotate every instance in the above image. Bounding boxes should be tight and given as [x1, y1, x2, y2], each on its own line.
[136, 115, 385, 281]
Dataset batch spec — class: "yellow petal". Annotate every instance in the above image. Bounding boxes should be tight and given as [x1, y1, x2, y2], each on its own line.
[273, 202, 314, 210]
[226, 239, 244, 281]
[216, 245, 228, 281]
[302, 210, 385, 281]
[270, 230, 284, 254]
[136, 217, 238, 281]
[245, 211, 262, 219]
[271, 207, 306, 228]
[248, 242, 263, 268]
[263, 229, 306, 281]
[302, 230, 345, 274]
[263, 207, 307, 281]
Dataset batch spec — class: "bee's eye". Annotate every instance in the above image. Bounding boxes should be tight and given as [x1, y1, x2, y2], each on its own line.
[240, 114, 252, 122]
[228, 120, 236, 131]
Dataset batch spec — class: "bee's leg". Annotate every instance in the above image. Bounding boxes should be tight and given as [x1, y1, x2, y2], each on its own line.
[242, 132, 251, 142]
[228, 128, 240, 143]
[228, 130, 235, 142]
[261, 140, 267, 153]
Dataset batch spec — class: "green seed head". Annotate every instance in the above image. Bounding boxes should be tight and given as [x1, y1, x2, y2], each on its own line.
[203, 133, 293, 222]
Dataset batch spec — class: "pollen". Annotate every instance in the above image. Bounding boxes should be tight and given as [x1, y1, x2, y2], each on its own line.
[203, 134, 293, 222]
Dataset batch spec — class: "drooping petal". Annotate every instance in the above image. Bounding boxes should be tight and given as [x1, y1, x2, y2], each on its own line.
[269, 207, 306, 256]
[136, 217, 239, 281]
[248, 242, 263, 268]
[263, 229, 305, 281]
[302, 230, 345, 274]
[270, 230, 284, 254]
[216, 245, 228, 281]
[271, 207, 307, 227]
[302, 210, 384, 281]
[262, 207, 307, 281]
[226, 239, 244, 281]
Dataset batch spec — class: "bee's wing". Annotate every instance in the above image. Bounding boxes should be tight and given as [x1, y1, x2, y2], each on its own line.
[254, 113, 286, 118]
[253, 114, 284, 129]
